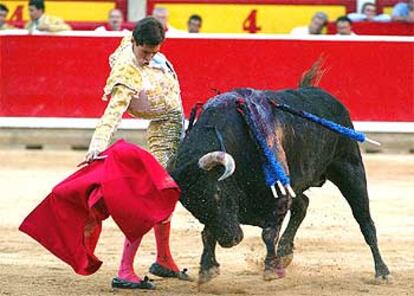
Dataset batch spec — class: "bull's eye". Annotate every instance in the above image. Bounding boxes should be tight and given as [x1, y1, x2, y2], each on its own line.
[214, 193, 220, 202]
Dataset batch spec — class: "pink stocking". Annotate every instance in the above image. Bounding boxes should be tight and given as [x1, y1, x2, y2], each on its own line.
[154, 222, 179, 272]
[117, 236, 143, 283]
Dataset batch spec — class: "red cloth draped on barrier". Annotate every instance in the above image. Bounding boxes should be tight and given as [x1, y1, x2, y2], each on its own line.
[19, 140, 180, 275]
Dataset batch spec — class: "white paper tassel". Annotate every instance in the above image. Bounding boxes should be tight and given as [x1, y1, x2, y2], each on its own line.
[286, 185, 296, 198]
[271, 185, 279, 198]
[365, 137, 381, 146]
[276, 180, 287, 195]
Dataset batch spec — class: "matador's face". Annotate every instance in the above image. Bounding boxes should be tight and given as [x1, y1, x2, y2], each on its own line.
[132, 40, 161, 66]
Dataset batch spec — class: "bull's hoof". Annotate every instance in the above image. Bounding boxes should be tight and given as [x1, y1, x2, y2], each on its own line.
[263, 267, 286, 281]
[375, 274, 393, 284]
[198, 266, 220, 284]
[277, 253, 294, 269]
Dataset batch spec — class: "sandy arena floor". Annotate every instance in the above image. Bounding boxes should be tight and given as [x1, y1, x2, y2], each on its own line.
[0, 150, 413, 296]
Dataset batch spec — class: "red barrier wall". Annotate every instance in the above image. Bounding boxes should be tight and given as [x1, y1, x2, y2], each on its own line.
[0, 34, 413, 121]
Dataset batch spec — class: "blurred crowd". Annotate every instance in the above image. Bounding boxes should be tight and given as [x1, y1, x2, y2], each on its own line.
[291, 0, 413, 35]
[0, 0, 413, 35]
[0, 0, 203, 34]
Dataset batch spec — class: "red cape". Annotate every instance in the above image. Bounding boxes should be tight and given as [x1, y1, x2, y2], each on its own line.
[19, 140, 180, 275]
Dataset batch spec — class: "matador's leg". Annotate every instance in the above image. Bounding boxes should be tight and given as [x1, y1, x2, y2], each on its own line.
[146, 118, 191, 280]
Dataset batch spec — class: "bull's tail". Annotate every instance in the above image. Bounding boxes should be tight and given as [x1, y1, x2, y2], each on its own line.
[299, 56, 326, 88]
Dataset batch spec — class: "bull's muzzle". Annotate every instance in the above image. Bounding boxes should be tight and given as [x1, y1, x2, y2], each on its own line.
[198, 151, 235, 181]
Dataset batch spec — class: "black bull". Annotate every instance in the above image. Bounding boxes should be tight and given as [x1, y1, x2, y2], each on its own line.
[171, 83, 391, 284]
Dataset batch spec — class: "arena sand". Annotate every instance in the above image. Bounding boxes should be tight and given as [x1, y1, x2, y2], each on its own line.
[0, 150, 413, 296]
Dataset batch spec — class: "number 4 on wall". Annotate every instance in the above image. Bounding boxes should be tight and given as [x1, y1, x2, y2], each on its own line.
[9, 5, 24, 23]
[243, 9, 261, 33]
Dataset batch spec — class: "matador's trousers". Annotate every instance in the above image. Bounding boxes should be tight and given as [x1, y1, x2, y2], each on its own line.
[147, 112, 183, 168]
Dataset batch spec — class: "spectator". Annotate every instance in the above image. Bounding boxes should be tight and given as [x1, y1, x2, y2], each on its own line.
[336, 16, 356, 35]
[0, 4, 14, 30]
[290, 12, 328, 35]
[392, 0, 414, 22]
[187, 14, 202, 33]
[95, 8, 128, 32]
[152, 6, 181, 33]
[25, 0, 71, 33]
[348, 2, 391, 22]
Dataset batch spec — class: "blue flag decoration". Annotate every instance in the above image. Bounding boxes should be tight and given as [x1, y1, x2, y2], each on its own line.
[236, 96, 380, 199]
[236, 98, 295, 198]
[269, 101, 381, 146]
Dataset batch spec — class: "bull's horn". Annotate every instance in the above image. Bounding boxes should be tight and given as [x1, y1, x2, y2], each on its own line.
[198, 151, 236, 181]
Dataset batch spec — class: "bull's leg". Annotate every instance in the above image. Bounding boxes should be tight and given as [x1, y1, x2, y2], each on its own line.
[327, 158, 391, 282]
[262, 194, 292, 281]
[262, 224, 284, 281]
[276, 194, 310, 268]
[199, 227, 220, 284]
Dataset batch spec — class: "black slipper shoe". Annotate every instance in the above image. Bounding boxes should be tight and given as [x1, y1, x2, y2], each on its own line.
[149, 263, 193, 281]
[111, 276, 156, 290]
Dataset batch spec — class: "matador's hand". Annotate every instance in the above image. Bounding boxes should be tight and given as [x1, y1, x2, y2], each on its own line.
[85, 149, 106, 163]
[78, 149, 106, 167]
